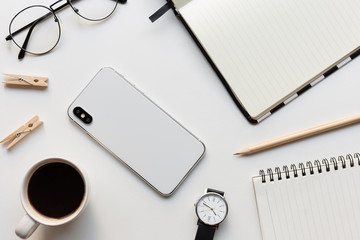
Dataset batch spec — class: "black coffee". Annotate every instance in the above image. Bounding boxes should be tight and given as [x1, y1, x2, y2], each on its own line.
[28, 162, 85, 219]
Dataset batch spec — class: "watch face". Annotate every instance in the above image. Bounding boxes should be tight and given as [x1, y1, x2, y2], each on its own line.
[195, 192, 228, 225]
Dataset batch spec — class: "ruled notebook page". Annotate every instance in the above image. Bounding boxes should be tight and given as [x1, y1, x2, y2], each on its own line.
[252, 165, 360, 240]
[178, 0, 360, 119]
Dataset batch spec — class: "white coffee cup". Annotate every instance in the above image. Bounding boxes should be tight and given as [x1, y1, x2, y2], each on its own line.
[15, 158, 89, 239]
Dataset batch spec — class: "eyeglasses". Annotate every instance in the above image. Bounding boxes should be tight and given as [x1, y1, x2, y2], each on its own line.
[6, 0, 127, 60]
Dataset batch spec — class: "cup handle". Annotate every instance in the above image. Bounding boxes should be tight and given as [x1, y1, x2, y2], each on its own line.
[15, 214, 40, 239]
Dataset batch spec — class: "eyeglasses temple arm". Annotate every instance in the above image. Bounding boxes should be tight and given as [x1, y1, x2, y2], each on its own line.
[17, 23, 36, 59]
[17, 10, 61, 59]
[6, 12, 52, 41]
[5, 1, 69, 41]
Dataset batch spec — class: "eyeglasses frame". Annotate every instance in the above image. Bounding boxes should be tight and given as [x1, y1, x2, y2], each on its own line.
[6, 0, 124, 59]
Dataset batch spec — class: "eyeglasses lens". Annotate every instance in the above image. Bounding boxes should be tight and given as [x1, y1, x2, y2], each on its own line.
[9, 5, 60, 55]
[69, 0, 118, 21]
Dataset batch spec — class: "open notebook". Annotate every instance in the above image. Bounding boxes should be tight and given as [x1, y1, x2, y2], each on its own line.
[252, 153, 360, 240]
[165, 0, 360, 123]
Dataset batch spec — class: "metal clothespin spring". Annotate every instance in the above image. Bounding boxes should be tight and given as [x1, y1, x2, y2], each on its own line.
[15, 129, 32, 138]
[18, 77, 34, 86]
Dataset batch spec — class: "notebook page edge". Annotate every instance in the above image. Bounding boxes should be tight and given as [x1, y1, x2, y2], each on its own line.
[251, 44, 360, 119]
[175, 0, 360, 121]
[172, 0, 193, 9]
[252, 176, 278, 240]
[252, 176, 266, 240]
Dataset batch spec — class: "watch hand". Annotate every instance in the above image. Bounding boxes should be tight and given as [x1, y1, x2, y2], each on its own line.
[203, 203, 213, 210]
[203, 203, 217, 216]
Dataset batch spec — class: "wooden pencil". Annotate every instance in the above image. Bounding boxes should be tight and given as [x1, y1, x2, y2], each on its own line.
[235, 114, 360, 156]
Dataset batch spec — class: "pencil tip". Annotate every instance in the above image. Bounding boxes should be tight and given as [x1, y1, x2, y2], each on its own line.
[234, 148, 252, 156]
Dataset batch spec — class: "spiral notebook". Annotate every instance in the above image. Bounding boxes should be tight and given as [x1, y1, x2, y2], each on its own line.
[158, 0, 360, 123]
[252, 153, 360, 240]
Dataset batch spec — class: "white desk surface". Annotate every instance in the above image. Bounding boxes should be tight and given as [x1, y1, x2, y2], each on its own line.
[1, 1, 360, 239]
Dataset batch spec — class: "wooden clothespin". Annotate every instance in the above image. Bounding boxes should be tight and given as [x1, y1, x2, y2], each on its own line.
[1, 116, 43, 150]
[3, 73, 48, 87]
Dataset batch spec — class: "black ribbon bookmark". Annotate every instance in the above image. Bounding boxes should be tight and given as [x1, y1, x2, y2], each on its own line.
[149, 1, 173, 22]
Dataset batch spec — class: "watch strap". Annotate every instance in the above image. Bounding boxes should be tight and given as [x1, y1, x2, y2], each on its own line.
[206, 188, 225, 197]
[195, 221, 216, 240]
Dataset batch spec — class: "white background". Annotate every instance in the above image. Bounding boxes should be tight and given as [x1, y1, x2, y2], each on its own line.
[0, 0, 359, 239]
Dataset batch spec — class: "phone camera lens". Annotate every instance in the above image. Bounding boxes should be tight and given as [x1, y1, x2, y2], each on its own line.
[84, 117, 92, 124]
[74, 107, 81, 115]
[73, 106, 93, 124]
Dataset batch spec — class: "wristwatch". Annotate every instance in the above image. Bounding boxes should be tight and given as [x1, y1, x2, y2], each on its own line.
[194, 188, 228, 240]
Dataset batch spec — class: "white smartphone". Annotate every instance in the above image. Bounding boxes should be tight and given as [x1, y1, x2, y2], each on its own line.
[67, 67, 205, 196]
